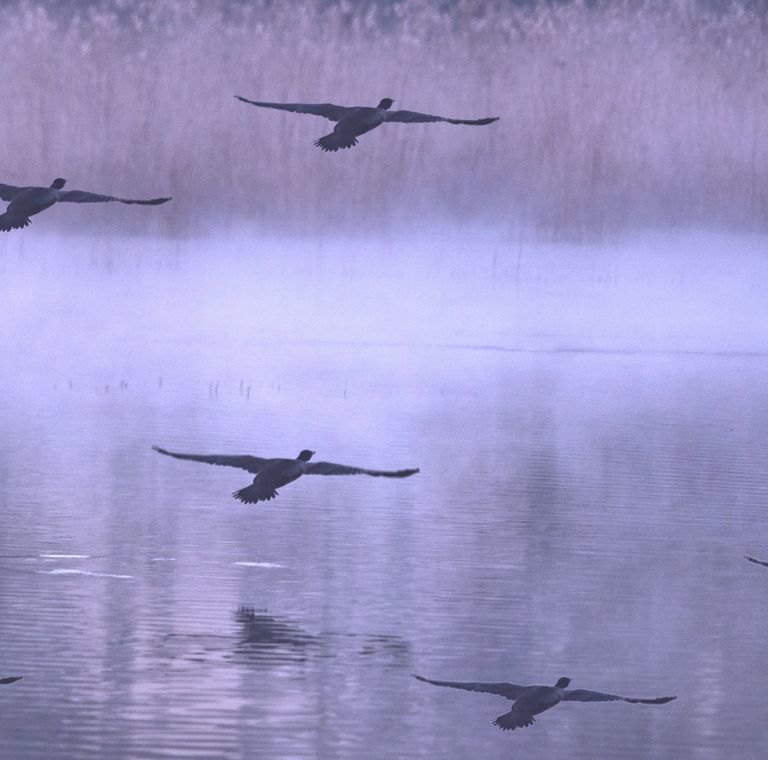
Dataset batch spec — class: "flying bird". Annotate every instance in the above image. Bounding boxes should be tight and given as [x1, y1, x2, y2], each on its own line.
[744, 554, 768, 567]
[235, 96, 499, 151]
[0, 178, 171, 231]
[413, 674, 676, 731]
[0, 676, 22, 685]
[152, 446, 419, 503]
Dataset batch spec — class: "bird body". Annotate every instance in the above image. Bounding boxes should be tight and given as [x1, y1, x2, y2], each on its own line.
[235, 96, 499, 151]
[494, 683, 564, 729]
[232, 456, 307, 502]
[8, 186, 57, 222]
[338, 105, 387, 135]
[315, 104, 387, 151]
[153, 446, 419, 503]
[0, 676, 22, 685]
[414, 675, 676, 731]
[0, 185, 58, 229]
[0, 178, 171, 231]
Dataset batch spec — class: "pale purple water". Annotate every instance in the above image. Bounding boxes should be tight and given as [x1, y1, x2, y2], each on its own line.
[1, 230, 767, 759]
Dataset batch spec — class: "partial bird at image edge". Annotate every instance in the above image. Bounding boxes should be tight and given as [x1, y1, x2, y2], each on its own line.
[0, 178, 171, 231]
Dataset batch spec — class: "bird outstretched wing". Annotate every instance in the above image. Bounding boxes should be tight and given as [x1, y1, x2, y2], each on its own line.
[385, 110, 499, 126]
[235, 96, 349, 121]
[0, 183, 25, 201]
[152, 446, 268, 474]
[744, 554, 768, 567]
[58, 191, 171, 205]
[413, 674, 525, 700]
[563, 689, 676, 705]
[305, 461, 419, 477]
[0, 676, 22, 685]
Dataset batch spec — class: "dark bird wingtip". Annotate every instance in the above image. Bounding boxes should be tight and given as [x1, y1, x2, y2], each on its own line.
[635, 694, 677, 704]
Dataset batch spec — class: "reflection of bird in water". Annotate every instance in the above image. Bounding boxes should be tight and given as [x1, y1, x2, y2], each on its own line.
[234, 606, 317, 653]
[163, 607, 410, 669]
[235, 95, 499, 151]
[0, 676, 22, 685]
[414, 675, 676, 731]
[233, 608, 411, 665]
[153, 446, 419, 503]
[356, 634, 410, 660]
[162, 609, 317, 667]
[744, 555, 768, 567]
[0, 178, 171, 231]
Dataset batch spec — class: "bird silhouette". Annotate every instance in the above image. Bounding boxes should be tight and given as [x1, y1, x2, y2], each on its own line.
[153, 446, 419, 503]
[0, 676, 22, 685]
[0, 178, 171, 230]
[414, 674, 676, 731]
[235, 96, 499, 151]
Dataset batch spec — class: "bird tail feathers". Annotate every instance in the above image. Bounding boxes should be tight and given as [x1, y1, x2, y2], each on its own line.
[492, 711, 535, 731]
[0, 212, 30, 231]
[232, 483, 278, 504]
[314, 132, 358, 152]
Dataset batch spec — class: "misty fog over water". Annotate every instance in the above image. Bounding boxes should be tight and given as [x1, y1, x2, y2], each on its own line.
[4, 228, 768, 360]
[2, 1, 768, 759]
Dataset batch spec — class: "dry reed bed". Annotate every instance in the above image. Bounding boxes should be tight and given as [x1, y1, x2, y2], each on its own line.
[0, 0, 766, 239]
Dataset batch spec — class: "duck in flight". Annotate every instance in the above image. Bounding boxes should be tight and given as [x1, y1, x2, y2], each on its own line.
[152, 446, 419, 503]
[0, 676, 22, 685]
[235, 96, 499, 152]
[413, 674, 676, 731]
[0, 178, 171, 231]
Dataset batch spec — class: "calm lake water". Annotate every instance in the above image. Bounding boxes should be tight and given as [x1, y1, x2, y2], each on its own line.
[1, 231, 767, 759]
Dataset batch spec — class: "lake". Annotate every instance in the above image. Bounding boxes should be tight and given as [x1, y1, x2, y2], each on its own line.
[1, 229, 767, 759]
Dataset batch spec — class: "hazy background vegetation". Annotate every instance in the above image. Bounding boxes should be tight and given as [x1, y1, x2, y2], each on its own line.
[0, 0, 766, 239]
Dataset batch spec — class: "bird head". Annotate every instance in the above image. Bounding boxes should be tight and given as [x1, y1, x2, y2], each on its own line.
[50, 178, 67, 189]
[297, 449, 315, 461]
[377, 98, 394, 110]
[555, 677, 571, 689]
